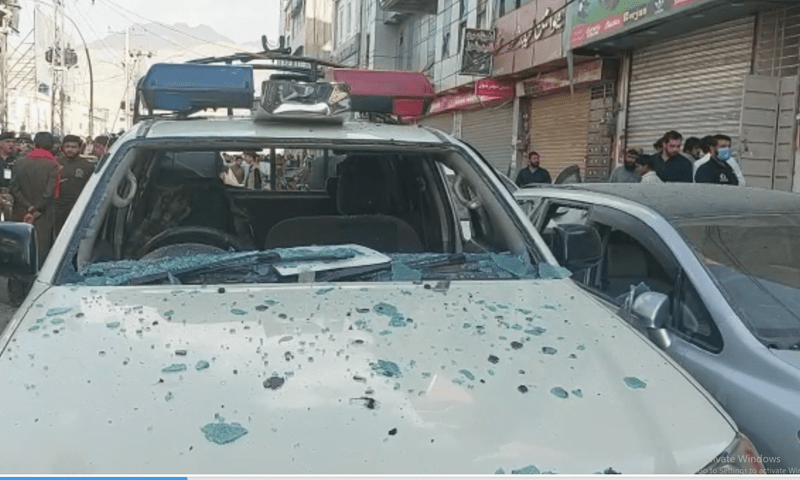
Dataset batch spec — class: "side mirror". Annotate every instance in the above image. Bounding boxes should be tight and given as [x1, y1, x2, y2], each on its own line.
[631, 291, 670, 329]
[0, 222, 38, 277]
[551, 223, 602, 272]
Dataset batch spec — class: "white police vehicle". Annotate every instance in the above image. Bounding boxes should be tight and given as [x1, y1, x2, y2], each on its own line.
[0, 53, 763, 474]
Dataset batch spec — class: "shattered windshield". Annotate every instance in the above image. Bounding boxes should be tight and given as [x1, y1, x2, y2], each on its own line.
[676, 214, 800, 349]
[73, 244, 569, 286]
[64, 143, 553, 287]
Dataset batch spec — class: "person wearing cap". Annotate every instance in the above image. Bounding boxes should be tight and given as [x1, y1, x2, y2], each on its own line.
[55, 135, 95, 236]
[609, 147, 642, 183]
[0, 131, 17, 220]
[16, 132, 34, 158]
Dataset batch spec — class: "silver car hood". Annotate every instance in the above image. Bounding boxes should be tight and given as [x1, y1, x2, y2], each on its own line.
[0, 280, 734, 474]
[771, 349, 800, 370]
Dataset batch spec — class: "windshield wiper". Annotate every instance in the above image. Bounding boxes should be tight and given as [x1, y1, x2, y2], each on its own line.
[125, 251, 355, 286]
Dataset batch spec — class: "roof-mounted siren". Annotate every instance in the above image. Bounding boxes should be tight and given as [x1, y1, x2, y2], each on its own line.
[254, 78, 351, 123]
[326, 69, 435, 118]
[135, 63, 254, 121]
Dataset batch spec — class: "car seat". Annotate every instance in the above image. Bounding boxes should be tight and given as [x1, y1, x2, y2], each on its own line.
[264, 155, 424, 252]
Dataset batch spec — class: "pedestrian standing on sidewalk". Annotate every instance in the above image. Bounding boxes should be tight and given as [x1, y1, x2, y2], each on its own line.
[659, 130, 693, 182]
[515, 151, 552, 186]
[694, 136, 739, 186]
[682, 137, 703, 161]
[0, 132, 18, 221]
[636, 155, 663, 184]
[609, 147, 642, 183]
[713, 134, 746, 186]
[55, 135, 95, 236]
[7, 132, 62, 307]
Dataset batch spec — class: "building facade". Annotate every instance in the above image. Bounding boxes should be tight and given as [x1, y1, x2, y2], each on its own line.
[281, 0, 800, 191]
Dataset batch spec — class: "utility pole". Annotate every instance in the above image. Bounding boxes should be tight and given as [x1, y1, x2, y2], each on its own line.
[124, 25, 129, 129]
[50, 0, 66, 136]
[0, 2, 8, 132]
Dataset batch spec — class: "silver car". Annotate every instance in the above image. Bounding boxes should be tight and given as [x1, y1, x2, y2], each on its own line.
[515, 183, 800, 472]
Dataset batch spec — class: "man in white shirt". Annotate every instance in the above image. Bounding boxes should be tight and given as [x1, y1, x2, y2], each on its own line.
[694, 135, 745, 186]
[636, 154, 663, 184]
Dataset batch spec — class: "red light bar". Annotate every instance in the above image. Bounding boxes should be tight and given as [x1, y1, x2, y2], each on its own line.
[327, 69, 435, 117]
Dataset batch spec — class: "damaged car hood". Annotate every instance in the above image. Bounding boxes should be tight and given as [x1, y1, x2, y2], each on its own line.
[0, 279, 734, 474]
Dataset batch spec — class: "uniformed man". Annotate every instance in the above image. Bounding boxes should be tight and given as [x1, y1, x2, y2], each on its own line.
[0, 131, 17, 220]
[55, 135, 95, 236]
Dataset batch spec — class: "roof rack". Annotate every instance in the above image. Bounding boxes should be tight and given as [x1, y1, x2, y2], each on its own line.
[132, 38, 347, 123]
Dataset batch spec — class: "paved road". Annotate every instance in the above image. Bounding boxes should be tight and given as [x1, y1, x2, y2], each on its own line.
[0, 276, 19, 334]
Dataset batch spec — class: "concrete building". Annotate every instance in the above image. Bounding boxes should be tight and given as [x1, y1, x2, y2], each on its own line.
[280, 0, 335, 61]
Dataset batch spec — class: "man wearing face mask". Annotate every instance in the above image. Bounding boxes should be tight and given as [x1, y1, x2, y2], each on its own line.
[694, 136, 738, 185]
[713, 134, 745, 186]
[694, 134, 745, 186]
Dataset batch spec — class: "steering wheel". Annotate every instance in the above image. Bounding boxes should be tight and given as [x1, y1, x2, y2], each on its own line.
[138, 226, 244, 258]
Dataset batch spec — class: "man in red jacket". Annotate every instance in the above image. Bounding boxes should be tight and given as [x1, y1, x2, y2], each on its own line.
[7, 132, 61, 306]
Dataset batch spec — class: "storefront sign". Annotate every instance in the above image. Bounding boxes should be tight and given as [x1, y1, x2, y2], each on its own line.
[569, 0, 705, 49]
[494, 3, 566, 57]
[475, 78, 515, 98]
[428, 91, 510, 115]
[461, 29, 495, 76]
[520, 59, 603, 96]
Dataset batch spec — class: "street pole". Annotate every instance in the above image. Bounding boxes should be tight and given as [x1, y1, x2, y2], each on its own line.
[0, 5, 8, 132]
[124, 25, 129, 129]
[62, 13, 94, 136]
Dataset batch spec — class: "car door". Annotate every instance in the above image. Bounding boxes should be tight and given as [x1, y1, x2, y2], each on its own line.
[524, 196, 724, 361]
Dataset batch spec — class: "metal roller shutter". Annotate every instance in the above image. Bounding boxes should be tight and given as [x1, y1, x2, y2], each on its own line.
[626, 16, 755, 153]
[461, 103, 515, 174]
[528, 88, 592, 180]
[420, 113, 455, 136]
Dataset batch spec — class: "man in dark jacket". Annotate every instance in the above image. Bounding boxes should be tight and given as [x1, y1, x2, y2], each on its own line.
[55, 134, 95, 236]
[8, 132, 61, 306]
[695, 136, 738, 185]
[659, 130, 693, 182]
[515, 151, 551, 186]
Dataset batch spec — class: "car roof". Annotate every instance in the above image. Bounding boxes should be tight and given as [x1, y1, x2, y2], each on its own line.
[523, 183, 800, 219]
[140, 116, 447, 144]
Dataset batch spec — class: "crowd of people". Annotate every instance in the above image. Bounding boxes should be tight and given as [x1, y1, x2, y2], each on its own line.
[610, 131, 744, 186]
[219, 150, 311, 191]
[0, 131, 105, 306]
[514, 130, 745, 188]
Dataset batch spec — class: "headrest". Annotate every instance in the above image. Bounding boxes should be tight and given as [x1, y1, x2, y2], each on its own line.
[325, 176, 339, 199]
[607, 242, 648, 278]
[336, 156, 392, 215]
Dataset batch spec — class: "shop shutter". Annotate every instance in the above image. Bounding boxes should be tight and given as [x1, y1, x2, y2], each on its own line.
[461, 103, 516, 174]
[419, 113, 455, 136]
[527, 88, 592, 180]
[626, 16, 755, 154]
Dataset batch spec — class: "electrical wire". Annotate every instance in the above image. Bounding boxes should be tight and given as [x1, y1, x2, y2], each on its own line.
[67, 1, 124, 59]
[94, 0, 188, 50]
[99, 0, 242, 50]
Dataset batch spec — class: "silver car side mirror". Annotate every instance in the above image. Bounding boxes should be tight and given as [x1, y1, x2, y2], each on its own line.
[632, 291, 670, 330]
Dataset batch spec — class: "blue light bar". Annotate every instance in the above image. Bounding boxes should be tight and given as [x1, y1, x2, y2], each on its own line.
[139, 63, 254, 114]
